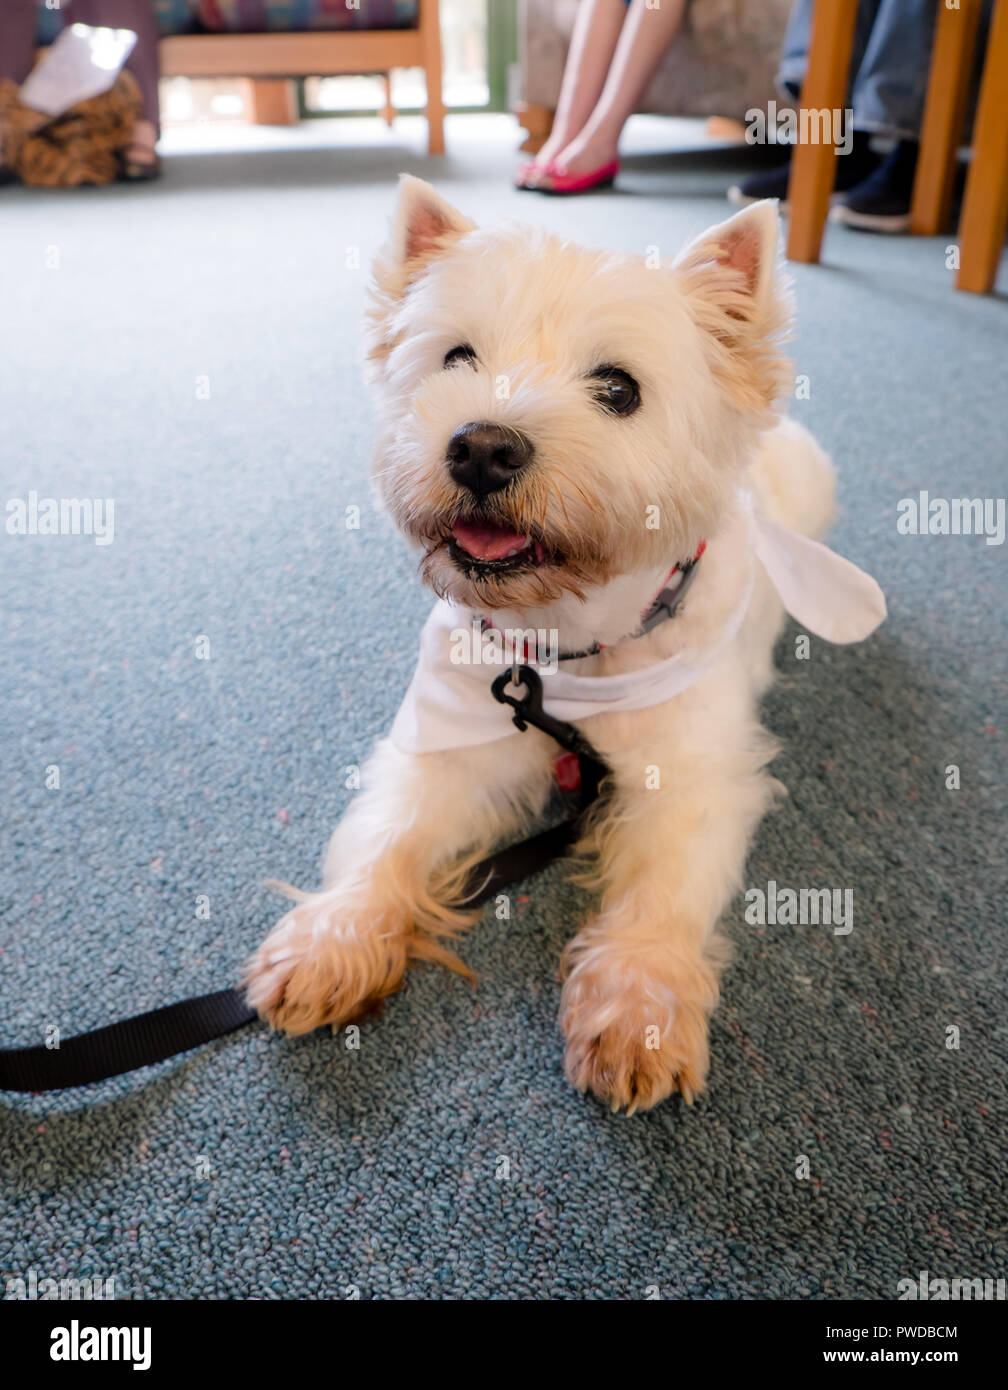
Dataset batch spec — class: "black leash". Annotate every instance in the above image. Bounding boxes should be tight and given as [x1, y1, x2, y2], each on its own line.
[0, 990, 258, 1095]
[0, 668, 606, 1094]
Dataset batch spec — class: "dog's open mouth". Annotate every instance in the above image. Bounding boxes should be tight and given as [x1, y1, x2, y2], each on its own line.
[447, 517, 554, 577]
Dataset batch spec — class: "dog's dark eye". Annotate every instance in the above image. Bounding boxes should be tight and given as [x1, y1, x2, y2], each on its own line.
[588, 366, 640, 417]
[444, 344, 477, 369]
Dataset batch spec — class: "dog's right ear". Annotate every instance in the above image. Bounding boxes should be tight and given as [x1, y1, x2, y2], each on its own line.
[373, 176, 474, 296]
[392, 175, 475, 269]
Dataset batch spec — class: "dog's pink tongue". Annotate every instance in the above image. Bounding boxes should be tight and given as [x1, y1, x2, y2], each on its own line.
[452, 519, 529, 561]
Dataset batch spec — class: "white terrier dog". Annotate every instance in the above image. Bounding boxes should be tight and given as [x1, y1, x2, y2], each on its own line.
[244, 177, 884, 1112]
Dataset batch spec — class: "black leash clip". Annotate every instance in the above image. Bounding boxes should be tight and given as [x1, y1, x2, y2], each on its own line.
[491, 663, 537, 731]
[491, 665, 606, 806]
[491, 665, 590, 755]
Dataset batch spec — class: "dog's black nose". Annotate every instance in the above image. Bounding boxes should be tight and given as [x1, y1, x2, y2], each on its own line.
[446, 422, 533, 497]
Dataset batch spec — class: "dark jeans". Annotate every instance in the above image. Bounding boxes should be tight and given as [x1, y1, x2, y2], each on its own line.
[778, 0, 938, 140]
[0, 0, 160, 131]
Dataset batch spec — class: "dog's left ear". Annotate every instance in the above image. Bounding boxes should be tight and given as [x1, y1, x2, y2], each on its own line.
[674, 200, 792, 415]
[366, 177, 477, 372]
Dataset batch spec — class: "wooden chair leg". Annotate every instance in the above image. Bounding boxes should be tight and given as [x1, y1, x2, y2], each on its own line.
[957, 0, 1008, 292]
[512, 101, 553, 154]
[786, 0, 859, 264]
[245, 78, 297, 126]
[911, 0, 982, 234]
[419, 0, 445, 155]
[380, 73, 395, 127]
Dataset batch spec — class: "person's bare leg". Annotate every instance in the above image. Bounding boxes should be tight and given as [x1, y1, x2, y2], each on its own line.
[527, 0, 627, 173]
[126, 116, 157, 165]
[540, 0, 687, 185]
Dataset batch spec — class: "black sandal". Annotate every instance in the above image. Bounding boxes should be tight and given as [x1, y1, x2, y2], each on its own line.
[118, 146, 160, 182]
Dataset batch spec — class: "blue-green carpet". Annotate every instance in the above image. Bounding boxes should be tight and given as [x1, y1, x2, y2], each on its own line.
[1, 118, 1005, 1300]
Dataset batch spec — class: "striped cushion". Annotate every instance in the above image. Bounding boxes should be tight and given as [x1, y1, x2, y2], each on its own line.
[196, 1, 419, 31]
[37, 2, 197, 43]
[35, 0, 418, 43]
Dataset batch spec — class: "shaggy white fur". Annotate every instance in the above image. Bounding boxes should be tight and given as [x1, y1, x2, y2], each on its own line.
[244, 178, 881, 1113]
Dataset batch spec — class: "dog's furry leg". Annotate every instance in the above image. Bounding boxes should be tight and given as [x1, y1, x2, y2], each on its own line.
[244, 733, 553, 1034]
[560, 669, 779, 1112]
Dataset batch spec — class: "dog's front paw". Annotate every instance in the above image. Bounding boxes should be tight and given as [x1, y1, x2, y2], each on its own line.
[560, 931, 719, 1112]
[243, 891, 408, 1035]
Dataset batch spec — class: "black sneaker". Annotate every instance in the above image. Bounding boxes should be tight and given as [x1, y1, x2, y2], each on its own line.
[829, 139, 919, 233]
[727, 160, 793, 208]
[728, 130, 879, 211]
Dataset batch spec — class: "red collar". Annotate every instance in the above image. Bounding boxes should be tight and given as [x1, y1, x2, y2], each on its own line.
[479, 541, 706, 663]
[556, 539, 706, 662]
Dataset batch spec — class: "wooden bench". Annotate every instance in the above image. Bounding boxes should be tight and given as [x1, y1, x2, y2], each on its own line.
[159, 0, 445, 155]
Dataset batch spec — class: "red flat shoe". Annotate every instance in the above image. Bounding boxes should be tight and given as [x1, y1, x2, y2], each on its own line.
[514, 159, 547, 190]
[535, 157, 620, 195]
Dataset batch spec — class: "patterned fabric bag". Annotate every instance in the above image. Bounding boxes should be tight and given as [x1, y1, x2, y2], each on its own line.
[0, 71, 141, 185]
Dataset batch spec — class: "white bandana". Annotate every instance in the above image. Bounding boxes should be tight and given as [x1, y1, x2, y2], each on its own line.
[390, 514, 886, 754]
